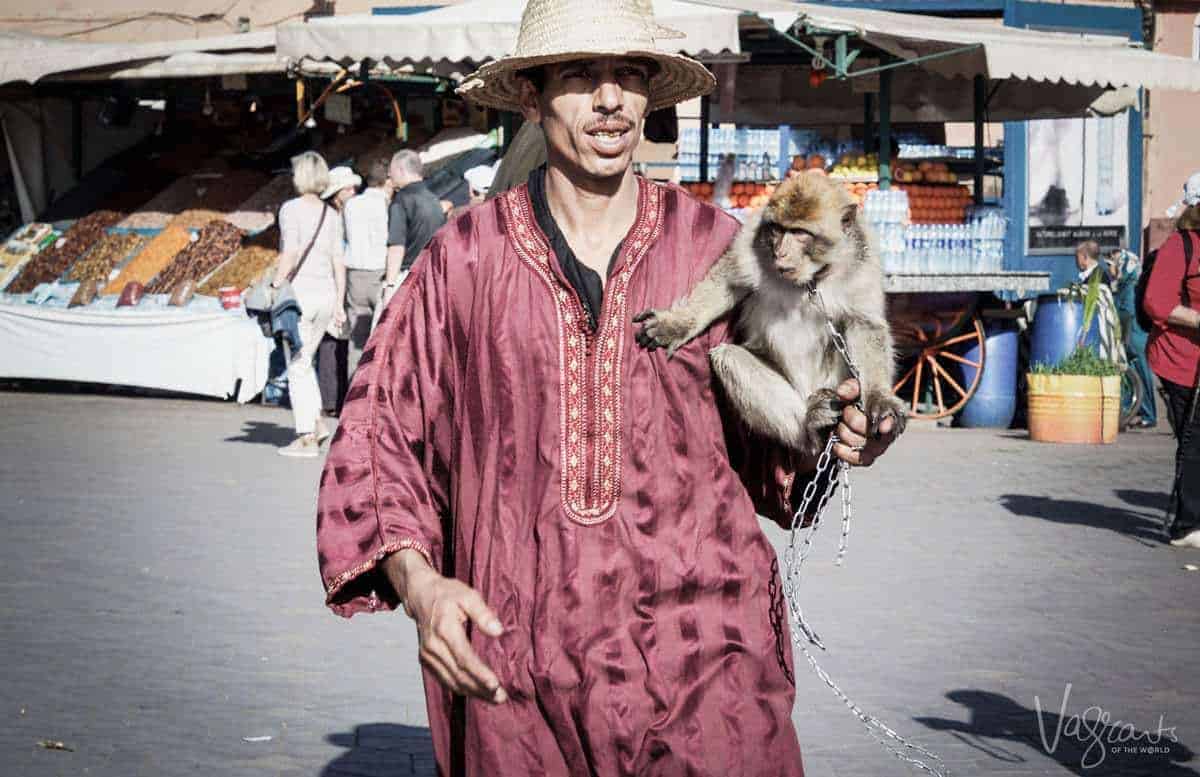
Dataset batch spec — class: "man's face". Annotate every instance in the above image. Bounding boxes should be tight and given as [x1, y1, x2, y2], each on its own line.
[1075, 250, 1091, 272]
[389, 161, 411, 190]
[519, 57, 652, 184]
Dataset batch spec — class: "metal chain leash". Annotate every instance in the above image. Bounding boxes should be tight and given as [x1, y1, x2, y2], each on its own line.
[781, 286, 948, 776]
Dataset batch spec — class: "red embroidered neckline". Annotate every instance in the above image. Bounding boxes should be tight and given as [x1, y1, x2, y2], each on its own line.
[499, 178, 664, 525]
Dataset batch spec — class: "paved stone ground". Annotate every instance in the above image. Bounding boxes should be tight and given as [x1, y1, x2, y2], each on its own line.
[1, 390, 1199, 777]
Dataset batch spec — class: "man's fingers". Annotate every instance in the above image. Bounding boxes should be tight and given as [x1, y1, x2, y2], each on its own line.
[632, 310, 653, 323]
[841, 404, 870, 437]
[836, 422, 867, 450]
[426, 632, 490, 698]
[443, 626, 505, 702]
[419, 642, 463, 696]
[832, 442, 861, 466]
[459, 591, 504, 637]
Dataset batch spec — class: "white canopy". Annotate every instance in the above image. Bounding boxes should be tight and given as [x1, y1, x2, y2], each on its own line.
[277, 0, 742, 73]
[0, 30, 277, 86]
[695, 0, 1200, 92]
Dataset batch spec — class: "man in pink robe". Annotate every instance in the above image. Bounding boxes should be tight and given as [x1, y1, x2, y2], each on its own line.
[316, 2, 898, 774]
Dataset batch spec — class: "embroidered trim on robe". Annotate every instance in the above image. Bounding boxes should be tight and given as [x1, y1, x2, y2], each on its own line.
[498, 179, 664, 525]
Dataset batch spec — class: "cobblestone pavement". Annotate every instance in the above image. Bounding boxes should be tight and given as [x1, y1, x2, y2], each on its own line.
[1, 391, 1198, 777]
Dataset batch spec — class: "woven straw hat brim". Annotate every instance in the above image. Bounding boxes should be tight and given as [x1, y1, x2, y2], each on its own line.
[457, 50, 715, 114]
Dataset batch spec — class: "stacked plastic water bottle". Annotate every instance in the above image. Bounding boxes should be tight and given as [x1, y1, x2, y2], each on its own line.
[862, 189, 909, 273]
[969, 206, 1008, 273]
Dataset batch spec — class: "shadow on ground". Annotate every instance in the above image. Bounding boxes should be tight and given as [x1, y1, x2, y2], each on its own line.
[998, 493, 1168, 545]
[915, 689, 1196, 776]
[224, 421, 296, 447]
[1115, 489, 1170, 513]
[322, 723, 435, 777]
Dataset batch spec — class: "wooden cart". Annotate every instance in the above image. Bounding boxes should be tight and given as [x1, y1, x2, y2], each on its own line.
[884, 272, 1050, 420]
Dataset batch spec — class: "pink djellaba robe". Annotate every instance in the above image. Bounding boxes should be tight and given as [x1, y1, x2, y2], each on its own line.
[317, 177, 810, 776]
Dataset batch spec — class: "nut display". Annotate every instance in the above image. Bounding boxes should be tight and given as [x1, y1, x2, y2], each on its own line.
[117, 178, 204, 230]
[102, 226, 193, 294]
[0, 246, 38, 291]
[146, 221, 243, 293]
[167, 209, 224, 231]
[66, 233, 148, 283]
[197, 245, 279, 295]
[7, 210, 125, 293]
[69, 278, 100, 308]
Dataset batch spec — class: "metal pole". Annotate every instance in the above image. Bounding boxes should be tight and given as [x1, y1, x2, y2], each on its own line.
[974, 73, 986, 206]
[71, 97, 83, 182]
[878, 68, 892, 190]
[699, 93, 710, 183]
[863, 92, 874, 157]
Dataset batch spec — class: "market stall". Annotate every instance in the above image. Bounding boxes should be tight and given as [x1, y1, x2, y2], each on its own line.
[670, 0, 1200, 421]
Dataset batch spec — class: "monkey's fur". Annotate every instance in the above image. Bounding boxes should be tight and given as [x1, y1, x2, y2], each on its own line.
[634, 172, 907, 456]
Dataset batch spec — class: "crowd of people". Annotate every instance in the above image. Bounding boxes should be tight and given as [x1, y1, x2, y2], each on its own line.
[269, 148, 496, 458]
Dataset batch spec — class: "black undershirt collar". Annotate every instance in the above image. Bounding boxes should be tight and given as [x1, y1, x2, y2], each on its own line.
[527, 166, 622, 331]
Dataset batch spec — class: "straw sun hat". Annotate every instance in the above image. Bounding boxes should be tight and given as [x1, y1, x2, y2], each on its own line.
[321, 166, 362, 200]
[456, 0, 716, 113]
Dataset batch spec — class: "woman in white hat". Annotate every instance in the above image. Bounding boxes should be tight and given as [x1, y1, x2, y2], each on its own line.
[313, 166, 363, 419]
[273, 151, 348, 457]
[317, 1, 896, 772]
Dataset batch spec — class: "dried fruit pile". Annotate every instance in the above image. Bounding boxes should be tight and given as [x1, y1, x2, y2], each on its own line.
[66, 233, 148, 283]
[198, 245, 279, 295]
[116, 178, 204, 230]
[167, 209, 224, 231]
[147, 221, 242, 293]
[7, 211, 124, 293]
[103, 226, 192, 294]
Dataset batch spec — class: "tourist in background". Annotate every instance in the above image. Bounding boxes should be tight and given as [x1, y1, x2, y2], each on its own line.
[1145, 172, 1200, 547]
[1107, 247, 1156, 429]
[273, 152, 347, 458]
[342, 158, 392, 375]
[381, 150, 445, 307]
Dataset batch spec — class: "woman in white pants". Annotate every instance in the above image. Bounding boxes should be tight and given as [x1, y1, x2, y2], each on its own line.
[273, 151, 348, 458]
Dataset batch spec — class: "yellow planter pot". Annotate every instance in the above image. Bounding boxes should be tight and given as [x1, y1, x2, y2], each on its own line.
[1026, 373, 1121, 444]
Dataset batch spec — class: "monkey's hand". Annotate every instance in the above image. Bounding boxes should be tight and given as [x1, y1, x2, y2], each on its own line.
[862, 391, 908, 438]
[801, 387, 842, 457]
[633, 307, 701, 357]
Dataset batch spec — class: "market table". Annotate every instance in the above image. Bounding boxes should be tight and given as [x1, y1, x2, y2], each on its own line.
[0, 298, 271, 402]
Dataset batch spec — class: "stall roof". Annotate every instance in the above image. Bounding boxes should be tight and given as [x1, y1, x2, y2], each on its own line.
[277, 0, 742, 72]
[0, 30, 277, 86]
[693, 0, 1200, 92]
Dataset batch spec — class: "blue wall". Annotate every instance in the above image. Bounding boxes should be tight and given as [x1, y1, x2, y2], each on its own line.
[1001, 0, 1144, 293]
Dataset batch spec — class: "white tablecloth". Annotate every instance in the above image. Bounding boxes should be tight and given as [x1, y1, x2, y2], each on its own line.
[0, 300, 272, 402]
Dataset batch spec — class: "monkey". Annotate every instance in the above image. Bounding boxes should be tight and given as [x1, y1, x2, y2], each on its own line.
[633, 171, 907, 457]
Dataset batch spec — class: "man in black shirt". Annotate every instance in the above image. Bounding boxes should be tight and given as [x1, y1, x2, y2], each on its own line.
[383, 150, 446, 297]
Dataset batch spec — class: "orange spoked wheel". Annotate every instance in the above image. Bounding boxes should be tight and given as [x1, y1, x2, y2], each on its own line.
[888, 295, 986, 420]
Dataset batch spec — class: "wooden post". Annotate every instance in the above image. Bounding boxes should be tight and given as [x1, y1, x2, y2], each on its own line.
[878, 68, 892, 190]
[974, 74, 986, 206]
[699, 93, 710, 183]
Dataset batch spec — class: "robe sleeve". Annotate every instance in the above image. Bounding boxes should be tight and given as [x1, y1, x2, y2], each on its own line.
[316, 231, 463, 617]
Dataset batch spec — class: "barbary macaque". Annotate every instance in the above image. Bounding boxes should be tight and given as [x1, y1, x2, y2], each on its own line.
[634, 171, 907, 456]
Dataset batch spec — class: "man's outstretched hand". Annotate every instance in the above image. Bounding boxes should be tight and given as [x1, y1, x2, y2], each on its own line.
[829, 378, 900, 467]
[382, 549, 508, 704]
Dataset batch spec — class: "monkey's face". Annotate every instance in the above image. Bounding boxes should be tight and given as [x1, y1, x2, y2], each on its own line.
[760, 224, 828, 285]
[757, 172, 862, 287]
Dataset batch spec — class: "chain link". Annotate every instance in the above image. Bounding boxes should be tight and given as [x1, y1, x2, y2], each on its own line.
[784, 285, 948, 777]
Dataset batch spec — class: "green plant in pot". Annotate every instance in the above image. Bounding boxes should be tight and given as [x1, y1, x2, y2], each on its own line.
[1026, 271, 1123, 444]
